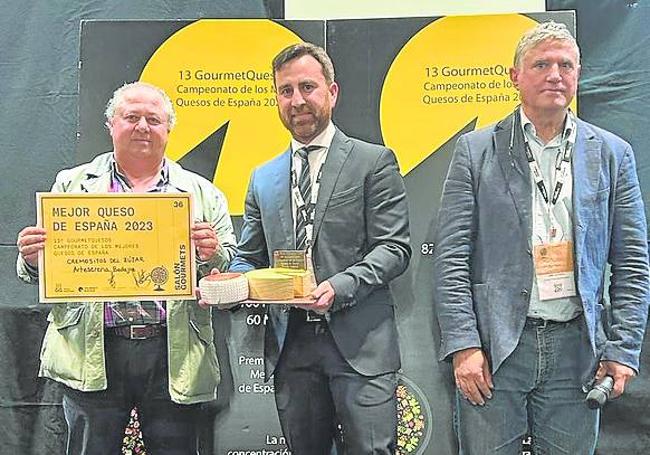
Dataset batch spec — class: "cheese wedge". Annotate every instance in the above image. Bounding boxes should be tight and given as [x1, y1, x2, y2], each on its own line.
[272, 268, 315, 297]
[245, 269, 294, 300]
[245, 267, 316, 300]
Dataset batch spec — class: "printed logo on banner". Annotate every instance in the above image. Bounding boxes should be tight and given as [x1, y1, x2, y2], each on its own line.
[396, 375, 433, 454]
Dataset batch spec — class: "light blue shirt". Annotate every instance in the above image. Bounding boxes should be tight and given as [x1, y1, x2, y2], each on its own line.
[521, 108, 582, 321]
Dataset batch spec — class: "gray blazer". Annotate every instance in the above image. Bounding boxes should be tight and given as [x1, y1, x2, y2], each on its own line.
[230, 128, 411, 377]
[433, 112, 649, 375]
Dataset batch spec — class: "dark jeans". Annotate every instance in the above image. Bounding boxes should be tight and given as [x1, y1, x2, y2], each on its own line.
[62, 331, 200, 455]
[274, 309, 398, 455]
[456, 316, 599, 455]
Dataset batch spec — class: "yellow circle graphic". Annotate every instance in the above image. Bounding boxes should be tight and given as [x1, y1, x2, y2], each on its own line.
[140, 20, 303, 214]
[381, 15, 576, 175]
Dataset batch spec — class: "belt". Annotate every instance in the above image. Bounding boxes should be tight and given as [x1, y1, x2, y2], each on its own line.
[290, 308, 327, 336]
[305, 310, 323, 322]
[525, 315, 581, 328]
[108, 324, 166, 340]
[291, 307, 325, 323]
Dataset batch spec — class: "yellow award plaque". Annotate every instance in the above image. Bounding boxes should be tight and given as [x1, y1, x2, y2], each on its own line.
[37, 193, 196, 303]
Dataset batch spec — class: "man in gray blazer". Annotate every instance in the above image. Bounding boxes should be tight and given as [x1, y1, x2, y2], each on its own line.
[229, 43, 411, 454]
[434, 21, 649, 454]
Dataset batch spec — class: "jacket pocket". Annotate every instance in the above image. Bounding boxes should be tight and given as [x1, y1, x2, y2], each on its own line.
[48, 304, 84, 329]
[41, 305, 87, 384]
[170, 316, 219, 403]
[327, 185, 362, 210]
[189, 319, 214, 345]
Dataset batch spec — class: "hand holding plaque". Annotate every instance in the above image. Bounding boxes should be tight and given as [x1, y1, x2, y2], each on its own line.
[192, 221, 220, 261]
[17, 225, 47, 268]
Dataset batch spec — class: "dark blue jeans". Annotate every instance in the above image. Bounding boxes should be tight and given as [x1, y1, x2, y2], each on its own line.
[456, 316, 599, 454]
[62, 331, 200, 455]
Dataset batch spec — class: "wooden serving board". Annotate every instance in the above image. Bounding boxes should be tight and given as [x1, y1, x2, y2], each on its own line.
[240, 298, 316, 305]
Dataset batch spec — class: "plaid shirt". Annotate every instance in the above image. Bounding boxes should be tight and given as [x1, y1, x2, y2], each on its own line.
[103, 157, 170, 328]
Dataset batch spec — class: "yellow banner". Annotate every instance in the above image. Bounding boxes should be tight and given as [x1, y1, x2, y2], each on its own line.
[37, 193, 195, 303]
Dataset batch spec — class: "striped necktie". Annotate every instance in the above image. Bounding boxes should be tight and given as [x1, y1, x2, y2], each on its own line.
[295, 145, 320, 250]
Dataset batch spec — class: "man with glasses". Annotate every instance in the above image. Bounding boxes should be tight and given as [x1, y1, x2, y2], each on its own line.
[16, 81, 236, 454]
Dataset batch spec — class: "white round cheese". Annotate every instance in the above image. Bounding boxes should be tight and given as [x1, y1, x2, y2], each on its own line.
[199, 273, 249, 305]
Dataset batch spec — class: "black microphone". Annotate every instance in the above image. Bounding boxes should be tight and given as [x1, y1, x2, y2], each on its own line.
[586, 376, 614, 409]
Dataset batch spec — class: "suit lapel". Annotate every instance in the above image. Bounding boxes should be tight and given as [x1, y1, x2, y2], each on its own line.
[572, 121, 602, 256]
[494, 113, 532, 236]
[274, 149, 295, 249]
[312, 129, 351, 243]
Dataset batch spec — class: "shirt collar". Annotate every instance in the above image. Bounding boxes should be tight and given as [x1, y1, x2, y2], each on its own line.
[109, 153, 169, 191]
[519, 107, 575, 146]
[291, 121, 336, 155]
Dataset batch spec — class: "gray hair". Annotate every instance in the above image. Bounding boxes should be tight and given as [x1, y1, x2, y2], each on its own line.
[513, 21, 580, 68]
[104, 81, 176, 130]
[272, 42, 335, 84]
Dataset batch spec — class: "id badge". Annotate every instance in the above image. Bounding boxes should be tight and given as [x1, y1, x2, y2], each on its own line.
[533, 241, 577, 301]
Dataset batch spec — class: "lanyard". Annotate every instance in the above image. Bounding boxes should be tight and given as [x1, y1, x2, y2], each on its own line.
[512, 109, 576, 241]
[523, 137, 572, 206]
[512, 109, 576, 207]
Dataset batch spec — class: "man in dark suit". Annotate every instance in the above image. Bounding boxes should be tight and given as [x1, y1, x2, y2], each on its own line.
[229, 42, 411, 454]
[433, 21, 649, 454]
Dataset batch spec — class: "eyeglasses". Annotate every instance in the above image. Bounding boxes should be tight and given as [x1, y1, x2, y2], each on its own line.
[119, 113, 166, 127]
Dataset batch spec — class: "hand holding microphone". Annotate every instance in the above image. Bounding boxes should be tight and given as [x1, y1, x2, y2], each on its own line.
[586, 376, 614, 409]
[586, 360, 637, 409]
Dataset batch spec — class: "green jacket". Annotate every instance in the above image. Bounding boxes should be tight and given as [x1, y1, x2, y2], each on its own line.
[17, 152, 236, 404]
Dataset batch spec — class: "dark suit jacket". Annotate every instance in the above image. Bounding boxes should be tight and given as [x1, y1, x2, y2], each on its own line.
[230, 128, 411, 377]
[433, 112, 650, 378]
